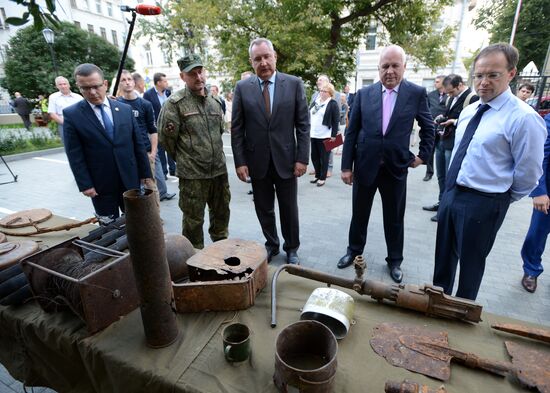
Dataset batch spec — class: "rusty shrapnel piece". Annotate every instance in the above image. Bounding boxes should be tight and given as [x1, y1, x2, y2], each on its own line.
[20, 237, 139, 334]
[492, 323, 550, 344]
[370, 322, 511, 381]
[505, 341, 550, 393]
[385, 379, 448, 393]
[274, 320, 338, 393]
[270, 257, 482, 327]
[172, 238, 268, 313]
[124, 189, 179, 348]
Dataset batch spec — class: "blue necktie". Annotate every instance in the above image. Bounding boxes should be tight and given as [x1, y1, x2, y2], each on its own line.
[445, 103, 491, 191]
[96, 104, 114, 140]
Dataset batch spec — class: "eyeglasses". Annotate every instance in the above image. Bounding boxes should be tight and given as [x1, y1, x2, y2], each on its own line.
[78, 84, 105, 92]
[473, 72, 504, 81]
[319, 90, 329, 93]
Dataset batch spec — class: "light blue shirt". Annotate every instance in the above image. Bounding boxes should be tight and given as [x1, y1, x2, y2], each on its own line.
[382, 83, 400, 117]
[258, 71, 276, 113]
[452, 88, 547, 201]
[88, 98, 113, 128]
[155, 87, 168, 106]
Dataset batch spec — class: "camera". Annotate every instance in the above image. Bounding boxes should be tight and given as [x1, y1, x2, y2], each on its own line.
[434, 115, 448, 135]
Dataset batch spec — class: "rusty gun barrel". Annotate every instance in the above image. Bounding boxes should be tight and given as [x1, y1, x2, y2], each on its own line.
[385, 380, 447, 393]
[271, 259, 482, 327]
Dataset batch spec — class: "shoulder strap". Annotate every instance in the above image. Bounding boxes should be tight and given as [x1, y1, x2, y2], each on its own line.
[463, 92, 476, 109]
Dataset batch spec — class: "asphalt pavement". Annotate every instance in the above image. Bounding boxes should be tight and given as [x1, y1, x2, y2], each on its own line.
[1, 133, 549, 391]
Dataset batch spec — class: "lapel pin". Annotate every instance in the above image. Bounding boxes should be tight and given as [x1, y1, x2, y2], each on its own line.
[115, 107, 119, 111]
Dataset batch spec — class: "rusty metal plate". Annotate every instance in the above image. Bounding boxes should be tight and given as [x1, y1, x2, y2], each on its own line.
[505, 341, 550, 393]
[0, 240, 39, 270]
[173, 239, 268, 313]
[0, 208, 52, 228]
[370, 322, 450, 381]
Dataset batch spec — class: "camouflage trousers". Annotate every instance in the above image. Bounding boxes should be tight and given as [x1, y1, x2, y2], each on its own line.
[179, 173, 231, 249]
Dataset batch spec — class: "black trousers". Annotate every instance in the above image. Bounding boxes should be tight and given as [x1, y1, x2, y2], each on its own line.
[310, 138, 330, 180]
[347, 165, 407, 267]
[433, 186, 510, 300]
[251, 160, 299, 252]
[91, 172, 127, 218]
[19, 114, 31, 130]
[158, 145, 176, 175]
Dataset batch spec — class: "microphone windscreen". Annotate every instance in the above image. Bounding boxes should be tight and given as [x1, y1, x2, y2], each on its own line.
[135, 4, 161, 15]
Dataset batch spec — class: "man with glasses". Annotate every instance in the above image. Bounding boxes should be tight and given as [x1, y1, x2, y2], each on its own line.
[433, 43, 547, 300]
[63, 63, 151, 218]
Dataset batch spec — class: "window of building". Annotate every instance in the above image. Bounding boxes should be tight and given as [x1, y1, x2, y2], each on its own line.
[162, 51, 169, 65]
[74, 21, 81, 28]
[361, 79, 374, 87]
[106, 2, 113, 17]
[145, 44, 153, 66]
[96, 0, 102, 14]
[111, 30, 118, 46]
[88, 24, 94, 34]
[100, 27, 107, 40]
[84, 0, 90, 10]
[365, 25, 377, 50]
[0, 8, 8, 30]
[70, 0, 77, 8]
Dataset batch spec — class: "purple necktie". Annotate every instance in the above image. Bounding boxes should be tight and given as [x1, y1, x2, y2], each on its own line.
[382, 89, 394, 135]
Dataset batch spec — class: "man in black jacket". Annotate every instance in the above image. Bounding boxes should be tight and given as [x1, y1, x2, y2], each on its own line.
[12, 92, 31, 130]
[424, 74, 479, 221]
[422, 75, 447, 181]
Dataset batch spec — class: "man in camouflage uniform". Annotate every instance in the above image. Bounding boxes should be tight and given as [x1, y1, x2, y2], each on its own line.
[158, 54, 230, 249]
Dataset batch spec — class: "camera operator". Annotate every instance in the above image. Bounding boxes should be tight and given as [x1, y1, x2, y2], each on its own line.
[425, 74, 478, 221]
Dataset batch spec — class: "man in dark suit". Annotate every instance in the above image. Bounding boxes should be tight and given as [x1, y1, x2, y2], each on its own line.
[143, 73, 176, 178]
[424, 74, 478, 221]
[64, 63, 151, 218]
[231, 37, 310, 265]
[11, 92, 32, 130]
[338, 45, 435, 283]
[421, 75, 447, 182]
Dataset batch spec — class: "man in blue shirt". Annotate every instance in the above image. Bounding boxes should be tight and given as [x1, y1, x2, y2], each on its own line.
[433, 43, 547, 300]
[520, 113, 550, 293]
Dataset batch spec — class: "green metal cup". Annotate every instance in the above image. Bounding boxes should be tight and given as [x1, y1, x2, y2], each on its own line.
[222, 323, 251, 363]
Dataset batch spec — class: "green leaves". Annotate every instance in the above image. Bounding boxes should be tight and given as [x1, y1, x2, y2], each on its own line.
[6, 0, 60, 30]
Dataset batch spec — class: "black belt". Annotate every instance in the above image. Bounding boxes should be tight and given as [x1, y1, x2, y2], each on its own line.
[456, 184, 509, 198]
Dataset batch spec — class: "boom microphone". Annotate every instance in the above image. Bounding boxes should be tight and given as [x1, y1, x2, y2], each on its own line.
[135, 4, 162, 15]
[120, 4, 162, 15]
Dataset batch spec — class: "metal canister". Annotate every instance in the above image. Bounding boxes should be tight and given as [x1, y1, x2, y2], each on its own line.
[301, 287, 354, 339]
[274, 320, 338, 393]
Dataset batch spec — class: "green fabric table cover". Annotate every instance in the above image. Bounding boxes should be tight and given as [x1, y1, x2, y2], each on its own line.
[1, 266, 545, 393]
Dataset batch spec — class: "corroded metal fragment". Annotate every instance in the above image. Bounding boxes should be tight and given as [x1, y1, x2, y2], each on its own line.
[505, 341, 550, 393]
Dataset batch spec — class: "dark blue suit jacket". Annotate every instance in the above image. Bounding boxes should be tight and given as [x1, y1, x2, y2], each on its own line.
[342, 80, 434, 186]
[143, 87, 171, 121]
[63, 99, 151, 195]
[530, 114, 550, 197]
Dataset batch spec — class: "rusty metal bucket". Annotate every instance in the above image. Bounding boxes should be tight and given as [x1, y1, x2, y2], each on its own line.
[274, 320, 338, 393]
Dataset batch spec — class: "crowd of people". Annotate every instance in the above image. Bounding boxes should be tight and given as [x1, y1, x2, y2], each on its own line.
[21, 37, 549, 302]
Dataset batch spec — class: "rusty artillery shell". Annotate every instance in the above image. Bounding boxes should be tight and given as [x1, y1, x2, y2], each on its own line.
[123, 189, 179, 348]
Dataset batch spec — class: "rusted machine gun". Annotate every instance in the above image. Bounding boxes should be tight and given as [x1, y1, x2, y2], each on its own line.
[271, 257, 482, 327]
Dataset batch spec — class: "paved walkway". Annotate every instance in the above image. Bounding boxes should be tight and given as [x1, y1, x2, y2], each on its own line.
[1, 134, 549, 390]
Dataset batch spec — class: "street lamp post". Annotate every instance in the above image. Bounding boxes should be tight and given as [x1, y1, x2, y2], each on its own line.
[42, 28, 59, 76]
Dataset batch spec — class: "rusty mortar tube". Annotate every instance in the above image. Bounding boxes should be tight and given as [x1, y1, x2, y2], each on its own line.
[123, 189, 179, 348]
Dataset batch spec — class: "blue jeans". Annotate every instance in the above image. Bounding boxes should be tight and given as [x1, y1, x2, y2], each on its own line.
[521, 207, 549, 277]
[435, 140, 452, 201]
[154, 154, 168, 197]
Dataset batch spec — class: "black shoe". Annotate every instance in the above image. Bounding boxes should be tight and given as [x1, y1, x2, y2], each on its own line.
[160, 192, 176, 201]
[247, 190, 253, 195]
[521, 274, 537, 293]
[422, 203, 439, 212]
[170, 171, 176, 177]
[423, 174, 433, 181]
[164, 175, 168, 180]
[337, 252, 359, 269]
[430, 214, 438, 222]
[389, 266, 403, 283]
[266, 247, 280, 262]
[287, 251, 300, 265]
[310, 178, 319, 184]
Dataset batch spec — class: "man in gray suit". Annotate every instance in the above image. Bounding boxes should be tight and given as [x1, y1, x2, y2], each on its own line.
[231, 37, 310, 265]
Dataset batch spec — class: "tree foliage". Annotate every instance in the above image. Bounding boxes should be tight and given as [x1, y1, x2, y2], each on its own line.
[6, 0, 60, 30]
[137, 0, 454, 88]
[1, 22, 134, 98]
[473, 0, 550, 71]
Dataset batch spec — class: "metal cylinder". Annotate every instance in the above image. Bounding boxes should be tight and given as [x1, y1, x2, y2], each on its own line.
[123, 189, 179, 348]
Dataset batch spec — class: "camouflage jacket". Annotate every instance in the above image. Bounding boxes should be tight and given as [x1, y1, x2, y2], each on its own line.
[158, 88, 227, 179]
